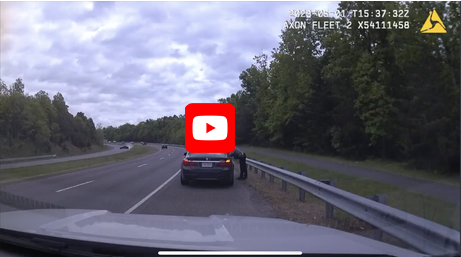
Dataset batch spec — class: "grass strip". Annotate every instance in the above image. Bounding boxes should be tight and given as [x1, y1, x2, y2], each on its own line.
[0, 145, 157, 184]
[1, 145, 113, 164]
[241, 145, 459, 187]
[245, 151, 460, 231]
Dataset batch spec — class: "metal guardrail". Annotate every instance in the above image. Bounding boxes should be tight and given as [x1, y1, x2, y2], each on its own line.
[247, 160, 460, 256]
[167, 144, 459, 256]
[0, 154, 57, 164]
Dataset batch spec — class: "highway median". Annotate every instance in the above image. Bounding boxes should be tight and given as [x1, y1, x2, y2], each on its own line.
[240, 145, 459, 187]
[0, 145, 157, 184]
[1, 144, 113, 165]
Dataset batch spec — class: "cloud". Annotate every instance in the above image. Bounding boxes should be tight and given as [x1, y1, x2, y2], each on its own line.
[1, 1, 339, 127]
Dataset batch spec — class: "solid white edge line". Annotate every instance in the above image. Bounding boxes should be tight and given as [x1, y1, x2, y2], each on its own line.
[158, 251, 302, 255]
[160, 157, 164, 160]
[124, 170, 181, 214]
[56, 180, 94, 193]
[137, 163, 147, 168]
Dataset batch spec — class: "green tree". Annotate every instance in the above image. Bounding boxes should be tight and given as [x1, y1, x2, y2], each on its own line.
[0, 78, 102, 158]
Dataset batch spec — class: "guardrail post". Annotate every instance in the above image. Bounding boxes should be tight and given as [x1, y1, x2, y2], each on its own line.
[261, 170, 265, 179]
[281, 180, 287, 191]
[367, 194, 388, 241]
[320, 180, 337, 219]
[297, 172, 306, 202]
[269, 174, 274, 183]
[280, 167, 287, 191]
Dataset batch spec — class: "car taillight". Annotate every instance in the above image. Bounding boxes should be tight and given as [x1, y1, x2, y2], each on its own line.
[218, 159, 232, 166]
[182, 159, 195, 166]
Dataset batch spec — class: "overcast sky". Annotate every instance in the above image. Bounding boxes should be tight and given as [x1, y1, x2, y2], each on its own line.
[1, 1, 339, 127]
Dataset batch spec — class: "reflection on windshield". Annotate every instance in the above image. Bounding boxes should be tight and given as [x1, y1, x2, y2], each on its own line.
[65, 222, 234, 243]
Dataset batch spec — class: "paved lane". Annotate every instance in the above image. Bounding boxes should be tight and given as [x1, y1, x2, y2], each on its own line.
[2, 145, 170, 213]
[127, 146, 276, 218]
[129, 174, 276, 218]
[1, 146, 276, 219]
[1, 143, 133, 169]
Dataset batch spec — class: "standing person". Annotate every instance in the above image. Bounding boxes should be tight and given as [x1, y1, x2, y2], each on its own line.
[230, 148, 247, 180]
[239, 151, 248, 180]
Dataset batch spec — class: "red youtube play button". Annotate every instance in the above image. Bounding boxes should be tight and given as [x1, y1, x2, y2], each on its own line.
[206, 123, 215, 133]
[186, 103, 235, 153]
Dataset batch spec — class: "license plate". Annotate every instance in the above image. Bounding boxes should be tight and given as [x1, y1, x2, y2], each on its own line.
[201, 163, 213, 168]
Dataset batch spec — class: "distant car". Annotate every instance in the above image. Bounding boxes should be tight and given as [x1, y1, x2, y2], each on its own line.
[131, 141, 134, 144]
[141, 142, 146, 145]
[162, 145, 168, 149]
[180, 152, 234, 186]
[120, 145, 129, 149]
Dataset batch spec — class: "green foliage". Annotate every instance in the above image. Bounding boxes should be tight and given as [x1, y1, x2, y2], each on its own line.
[0, 79, 104, 158]
[103, 115, 186, 145]
[104, 1, 459, 174]
[235, 1, 459, 173]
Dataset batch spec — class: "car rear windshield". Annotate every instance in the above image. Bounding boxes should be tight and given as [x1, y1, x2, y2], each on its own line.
[188, 153, 228, 158]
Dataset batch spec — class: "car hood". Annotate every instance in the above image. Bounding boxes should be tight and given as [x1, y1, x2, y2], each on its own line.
[0, 209, 427, 256]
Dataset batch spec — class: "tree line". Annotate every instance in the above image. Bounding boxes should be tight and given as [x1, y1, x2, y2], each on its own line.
[0, 78, 104, 158]
[105, 1, 459, 174]
[103, 115, 185, 144]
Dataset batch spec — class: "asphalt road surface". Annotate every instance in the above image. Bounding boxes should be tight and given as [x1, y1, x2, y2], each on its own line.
[1, 143, 457, 219]
[240, 146, 460, 204]
[0, 145, 276, 219]
[1, 143, 133, 169]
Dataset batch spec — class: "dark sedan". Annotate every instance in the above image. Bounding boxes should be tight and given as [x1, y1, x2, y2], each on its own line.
[162, 145, 168, 149]
[180, 152, 234, 186]
[119, 145, 129, 149]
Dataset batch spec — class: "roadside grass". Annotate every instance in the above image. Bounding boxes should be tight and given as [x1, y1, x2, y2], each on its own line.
[244, 151, 460, 231]
[0, 145, 157, 184]
[0, 145, 113, 165]
[55, 144, 112, 157]
[240, 145, 459, 187]
[1, 141, 112, 160]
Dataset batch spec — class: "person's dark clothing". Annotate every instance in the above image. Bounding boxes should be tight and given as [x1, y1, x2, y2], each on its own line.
[239, 152, 247, 179]
[230, 148, 243, 159]
[230, 148, 247, 180]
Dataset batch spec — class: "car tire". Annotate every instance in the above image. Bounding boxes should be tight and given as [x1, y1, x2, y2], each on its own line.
[225, 178, 234, 187]
[180, 175, 189, 185]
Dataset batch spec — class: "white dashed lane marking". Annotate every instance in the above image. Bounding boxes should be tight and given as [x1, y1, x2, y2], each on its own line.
[56, 180, 94, 193]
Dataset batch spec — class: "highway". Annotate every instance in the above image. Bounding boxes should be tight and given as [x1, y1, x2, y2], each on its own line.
[0, 143, 458, 254]
[1, 143, 132, 169]
[0, 145, 276, 218]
